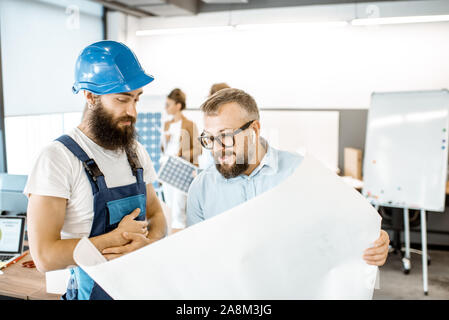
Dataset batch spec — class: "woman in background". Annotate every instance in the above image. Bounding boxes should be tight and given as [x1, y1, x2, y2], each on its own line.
[161, 88, 201, 233]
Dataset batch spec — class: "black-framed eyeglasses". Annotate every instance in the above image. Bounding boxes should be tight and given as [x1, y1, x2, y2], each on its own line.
[198, 120, 255, 150]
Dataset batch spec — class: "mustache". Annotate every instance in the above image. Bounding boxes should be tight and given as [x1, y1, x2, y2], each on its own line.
[213, 150, 249, 165]
[116, 116, 136, 124]
[213, 150, 235, 158]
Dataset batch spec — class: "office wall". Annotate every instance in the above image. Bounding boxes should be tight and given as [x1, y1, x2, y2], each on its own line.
[183, 109, 340, 171]
[0, 0, 103, 116]
[132, 1, 449, 110]
[5, 112, 82, 175]
[339, 109, 368, 170]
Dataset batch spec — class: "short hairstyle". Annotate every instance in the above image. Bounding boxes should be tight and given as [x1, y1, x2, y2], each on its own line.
[167, 88, 186, 110]
[200, 88, 260, 120]
[209, 82, 230, 96]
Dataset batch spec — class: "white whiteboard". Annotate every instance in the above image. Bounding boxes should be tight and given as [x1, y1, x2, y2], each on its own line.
[362, 90, 449, 212]
[183, 109, 339, 172]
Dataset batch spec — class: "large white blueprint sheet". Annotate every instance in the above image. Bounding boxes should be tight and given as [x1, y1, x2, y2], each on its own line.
[74, 156, 381, 299]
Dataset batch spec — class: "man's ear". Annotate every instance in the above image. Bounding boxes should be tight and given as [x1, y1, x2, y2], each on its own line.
[252, 120, 261, 137]
[84, 90, 97, 107]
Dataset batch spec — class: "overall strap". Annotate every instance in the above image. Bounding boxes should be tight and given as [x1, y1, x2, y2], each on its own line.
[126, 147, 144, 184]
[55, 135, 108, 193]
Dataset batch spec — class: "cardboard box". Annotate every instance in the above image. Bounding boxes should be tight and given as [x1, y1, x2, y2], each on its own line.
[344, 148, 363, 180]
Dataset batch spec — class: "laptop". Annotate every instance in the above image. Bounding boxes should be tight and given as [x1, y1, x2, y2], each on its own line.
[0, 216, 26, 266]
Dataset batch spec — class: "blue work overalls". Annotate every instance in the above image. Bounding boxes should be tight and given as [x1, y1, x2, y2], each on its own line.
[56, 135, 147, 300]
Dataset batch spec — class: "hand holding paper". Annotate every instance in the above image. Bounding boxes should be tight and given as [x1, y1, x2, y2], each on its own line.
[74, 156, 381, 299]
[363, 230, 390, 266]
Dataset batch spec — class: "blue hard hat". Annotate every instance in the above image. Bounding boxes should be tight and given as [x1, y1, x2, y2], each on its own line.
[72, 40, 154, 95]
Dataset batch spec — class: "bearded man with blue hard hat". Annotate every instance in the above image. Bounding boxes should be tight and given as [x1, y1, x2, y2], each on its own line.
[24, 41, 167, 300]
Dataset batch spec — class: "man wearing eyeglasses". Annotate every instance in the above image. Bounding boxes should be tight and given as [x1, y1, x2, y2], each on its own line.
[186, 88, 389, 267]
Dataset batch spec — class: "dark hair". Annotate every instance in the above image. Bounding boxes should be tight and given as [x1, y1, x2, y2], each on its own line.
[200, 88, 259, 120]
[167, 88, 186, 110]
[209, 83, 230, 96]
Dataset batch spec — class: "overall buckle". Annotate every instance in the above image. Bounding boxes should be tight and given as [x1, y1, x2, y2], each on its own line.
[83, 159, 103, 182]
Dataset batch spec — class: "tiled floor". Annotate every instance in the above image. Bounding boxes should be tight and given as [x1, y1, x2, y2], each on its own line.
[373, 249, 449, 300]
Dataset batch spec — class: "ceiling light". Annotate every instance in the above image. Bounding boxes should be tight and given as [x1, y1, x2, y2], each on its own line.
[235, 21, 349, 31]
[351, 14, 449, 26]
[136, 20, 348, 36]
[136, 25, 235, 36]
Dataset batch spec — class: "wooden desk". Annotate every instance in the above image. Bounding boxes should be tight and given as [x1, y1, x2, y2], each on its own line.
[0, 251, 60, 300]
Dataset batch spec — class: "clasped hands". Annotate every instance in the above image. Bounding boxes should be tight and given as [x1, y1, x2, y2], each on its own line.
[102, 208, 155, 260]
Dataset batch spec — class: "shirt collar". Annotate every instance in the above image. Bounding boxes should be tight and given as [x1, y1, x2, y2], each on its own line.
[249, 138, 279, 178]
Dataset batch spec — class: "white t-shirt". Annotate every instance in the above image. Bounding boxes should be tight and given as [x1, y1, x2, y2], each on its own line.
[162, 120, 182, 157]
[24, 127, 157, 240]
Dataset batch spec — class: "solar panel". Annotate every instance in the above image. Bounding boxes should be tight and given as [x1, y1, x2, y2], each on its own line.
[136, 112, 162, 187]
[157, 156, 198, 194]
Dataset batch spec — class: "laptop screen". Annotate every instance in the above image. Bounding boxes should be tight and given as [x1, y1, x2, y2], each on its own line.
[0, 216, 25, 254]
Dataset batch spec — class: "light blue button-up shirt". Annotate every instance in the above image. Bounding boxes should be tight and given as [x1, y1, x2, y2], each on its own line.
[186, 141, 304, 226]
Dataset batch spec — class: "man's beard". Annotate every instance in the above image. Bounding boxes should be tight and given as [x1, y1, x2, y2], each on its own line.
[214, 149, 249, 179]
[87, 103, 137, 152]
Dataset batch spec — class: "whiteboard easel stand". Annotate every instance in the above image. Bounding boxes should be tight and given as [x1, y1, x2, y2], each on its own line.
[373, 203, 428, 295]
[420, 209, 428, 295]
[363, 90, 449, 297]
[402, 208, 411, 274]
[402, 207, 428, 295]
